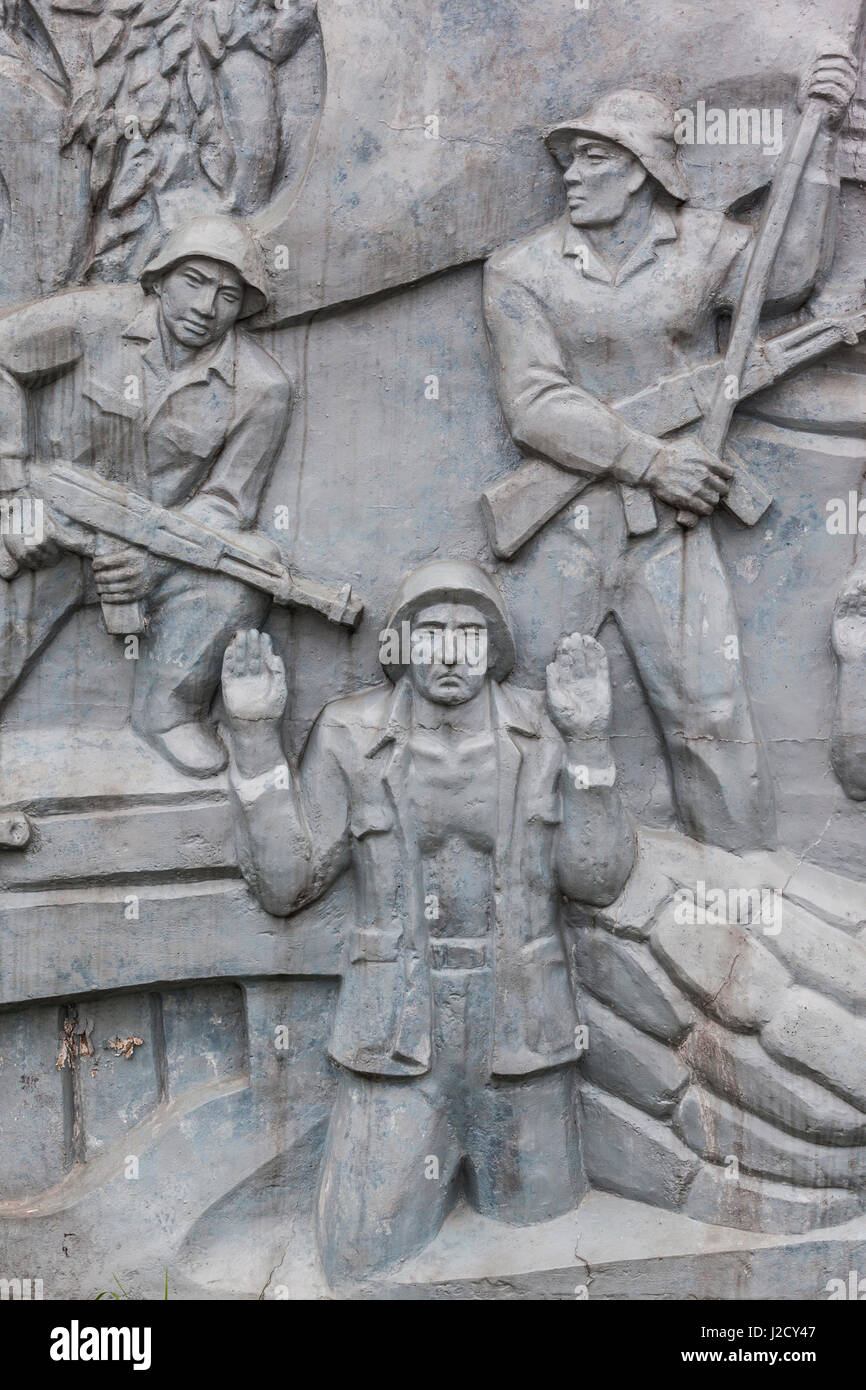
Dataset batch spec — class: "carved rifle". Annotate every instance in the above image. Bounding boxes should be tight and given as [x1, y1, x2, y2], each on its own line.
[0, 463, 364, 635]
[680, 17, 866, 527]
[481, 306, 866, 559]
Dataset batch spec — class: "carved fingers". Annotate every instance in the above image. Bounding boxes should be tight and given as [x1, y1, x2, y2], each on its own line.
[221, 628, 288, 723]
[91, 544, 154, 602]
[545, 632, 612, 739]
[800, 46, 859, 127]
[3, 508, 62, 571]
[646, 439, 733, 516]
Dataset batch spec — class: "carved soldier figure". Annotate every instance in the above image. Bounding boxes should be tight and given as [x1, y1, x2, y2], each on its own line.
[483, 48, 858, 852]
[220, 560, 634, 1282]
[0, 214, 291, 776]
[831, 568, 866, 799]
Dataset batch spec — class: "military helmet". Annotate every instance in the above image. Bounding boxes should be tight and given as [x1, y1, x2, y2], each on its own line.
[381, 559, 516, 683]
[140, 215, 269, 317]
[545, 89, 688, 202]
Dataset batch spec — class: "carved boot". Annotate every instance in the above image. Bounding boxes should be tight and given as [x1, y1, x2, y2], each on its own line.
[144, 722, 228, 779]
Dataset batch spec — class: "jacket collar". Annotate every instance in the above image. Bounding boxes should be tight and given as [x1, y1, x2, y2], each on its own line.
[561, 203, 678, 285]
[122, 297, 237, 387]
[365, 676, 537, 757]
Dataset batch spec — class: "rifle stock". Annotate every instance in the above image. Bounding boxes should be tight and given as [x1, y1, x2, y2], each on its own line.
[482, 307, 866, 559]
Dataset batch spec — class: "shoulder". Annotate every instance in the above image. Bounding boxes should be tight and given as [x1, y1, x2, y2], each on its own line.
[486, 220, 565, 284]
[676, 204, 751, 258]
[235, 329, 293, 406]
[315, 682, 394, 734]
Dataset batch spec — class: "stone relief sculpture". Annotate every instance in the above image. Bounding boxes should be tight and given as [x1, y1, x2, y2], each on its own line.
[481, 48, 858, 855]
[0, 0, 90, 303]
[2, 0, 866, 1304]
[220, 562, 634, 1281]
[0, 0, 67, 87]
[567, 837, 866, 1236]
[832, 568, 866, 797]
[55, 0, 321, 277]
[0, 214, 359, 776]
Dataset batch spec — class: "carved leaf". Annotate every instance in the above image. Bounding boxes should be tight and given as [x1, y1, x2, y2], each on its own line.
[124, 27, 150, 58]
[195, 5, 225, 65]
[107, 139, 159, 212]
[51, 0, 107, 12]
[212, 0, 236, 42]
[90, 125, 120, 198]
[160, 23, 192, 76]
[91, 14, 125, 64]
[243, 6, 276, 61]
[268, 1, 317, 62]
[109, 0, 143, 14]
[128, 43, 161, 93]
[198, 142, 230, 191]
[62, 85, 99, 145]
[184, 43, 211, 111]
[136, 75, 171, 134]
[97, 58, 125, 108]
[197, 110, 235, 191]
[131, 0, 179, 27]
[157, 10, 188, 39]
[92, 197, 151, 257]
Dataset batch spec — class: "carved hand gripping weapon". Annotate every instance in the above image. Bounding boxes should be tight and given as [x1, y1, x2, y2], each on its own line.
[483, 11, 866, 558]
[0, 463, 364, 635]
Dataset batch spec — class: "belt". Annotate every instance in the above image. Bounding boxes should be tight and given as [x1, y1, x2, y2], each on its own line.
[429, 938, 490, 971]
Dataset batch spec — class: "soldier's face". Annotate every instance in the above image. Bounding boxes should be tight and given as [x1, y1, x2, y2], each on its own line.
[156, 257, 245, 348]
[563, 138, 647, 226]
[409, 603, 491, 705]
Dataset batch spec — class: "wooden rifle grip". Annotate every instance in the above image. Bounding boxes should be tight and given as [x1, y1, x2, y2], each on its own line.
[101, 598, 145, 634]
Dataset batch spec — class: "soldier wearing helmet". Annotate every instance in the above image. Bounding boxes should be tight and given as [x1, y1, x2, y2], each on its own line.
[483, 53, 858, 854]
[220, 560, 634, 1283]
[0, 215, 292, 777]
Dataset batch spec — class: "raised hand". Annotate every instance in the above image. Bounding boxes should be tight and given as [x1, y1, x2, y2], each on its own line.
[221, 629, 288, 725]
[545, 632, 612, 740]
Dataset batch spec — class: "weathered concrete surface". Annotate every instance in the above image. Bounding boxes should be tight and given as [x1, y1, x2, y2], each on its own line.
[253, 0, 865, 323]
[2, 0, 866, 1301]
[0, 8, 89, 306]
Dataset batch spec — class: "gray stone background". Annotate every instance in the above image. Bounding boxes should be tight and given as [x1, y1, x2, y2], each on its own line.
[2, 0, 866, 1298]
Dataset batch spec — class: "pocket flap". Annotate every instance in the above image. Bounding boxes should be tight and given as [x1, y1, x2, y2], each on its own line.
[157, 415, 217, 458]
[82, 374, 142, 421]
[349, 927, 402, 963]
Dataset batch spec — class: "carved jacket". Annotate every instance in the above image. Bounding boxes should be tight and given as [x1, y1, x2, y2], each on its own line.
[482, 203, 826, 488]
[230, 676, 606, 1080]
[0, 284, 291, 531]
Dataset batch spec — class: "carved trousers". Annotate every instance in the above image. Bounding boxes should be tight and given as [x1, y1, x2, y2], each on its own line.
[561, 484, 776, 852]
[316, 958, 585, 1285]
[0, 546, 271, 736]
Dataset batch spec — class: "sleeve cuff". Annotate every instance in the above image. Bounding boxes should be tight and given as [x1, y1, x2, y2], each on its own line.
[229, 760, 291, 808]
[611, 433, 661, 486]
